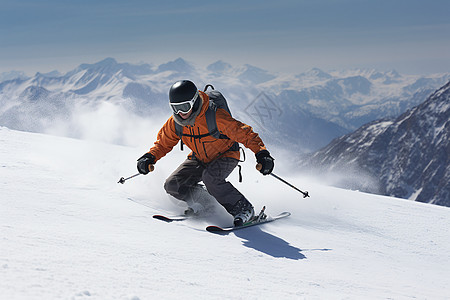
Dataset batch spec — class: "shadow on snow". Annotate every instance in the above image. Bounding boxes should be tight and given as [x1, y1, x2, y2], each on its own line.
[233, 226, 306, 260]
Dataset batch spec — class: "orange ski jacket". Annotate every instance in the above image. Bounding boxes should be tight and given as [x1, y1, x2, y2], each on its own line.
[149, 91, 267, 164]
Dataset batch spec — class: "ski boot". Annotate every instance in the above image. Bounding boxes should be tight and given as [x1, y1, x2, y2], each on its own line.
[230, 198, 254, 227]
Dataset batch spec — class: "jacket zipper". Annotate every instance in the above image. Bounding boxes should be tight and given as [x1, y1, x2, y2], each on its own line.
[199, 127, 208, 159]
[190, 127, 201, 157]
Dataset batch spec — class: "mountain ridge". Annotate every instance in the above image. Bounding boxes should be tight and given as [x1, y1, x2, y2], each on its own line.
[300, 80, 450, 206]
[0, 58, 449, 152]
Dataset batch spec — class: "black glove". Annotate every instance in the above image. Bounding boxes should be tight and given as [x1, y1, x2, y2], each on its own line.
[137, 153, 156, 175]
[256, 150, 274, 175]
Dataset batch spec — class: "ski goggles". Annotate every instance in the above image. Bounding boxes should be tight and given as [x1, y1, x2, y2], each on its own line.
[170, 91, 199, 114]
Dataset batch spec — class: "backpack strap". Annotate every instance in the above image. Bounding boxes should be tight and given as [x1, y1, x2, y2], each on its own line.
[205, 103, 230, 140]
[175, 104, 230, 140]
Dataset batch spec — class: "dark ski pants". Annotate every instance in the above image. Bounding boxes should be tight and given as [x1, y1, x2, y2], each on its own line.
[164, 157, 246, 213]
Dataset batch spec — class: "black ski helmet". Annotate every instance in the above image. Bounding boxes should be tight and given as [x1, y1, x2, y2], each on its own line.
[168, 80, 201, 114]
[169, 80, 198, 104]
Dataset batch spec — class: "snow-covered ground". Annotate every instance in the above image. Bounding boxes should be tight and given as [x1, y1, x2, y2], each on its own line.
[1, 127, 450, 299]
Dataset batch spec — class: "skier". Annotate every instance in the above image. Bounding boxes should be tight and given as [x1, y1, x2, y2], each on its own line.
[136, 80, 274, 226]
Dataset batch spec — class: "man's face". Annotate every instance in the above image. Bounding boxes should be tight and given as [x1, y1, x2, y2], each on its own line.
[179, 110, 193, 120]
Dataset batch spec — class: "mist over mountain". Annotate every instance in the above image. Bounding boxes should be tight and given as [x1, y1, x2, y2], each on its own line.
[0, 70, 28, 82]
[299, 81, 450, 207]
[0, 57, 448, 152]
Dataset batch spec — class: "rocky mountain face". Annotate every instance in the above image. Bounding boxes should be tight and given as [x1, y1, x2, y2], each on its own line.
[300, 81, 450, 207]
[0, 58, 448, 152]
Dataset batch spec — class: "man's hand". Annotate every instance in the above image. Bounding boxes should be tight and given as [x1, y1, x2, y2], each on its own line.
[137, 153, 156, 175]
[255, 150, 274, 175]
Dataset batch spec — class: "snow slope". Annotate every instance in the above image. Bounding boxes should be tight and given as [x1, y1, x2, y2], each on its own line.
[1, 127, 450, 299]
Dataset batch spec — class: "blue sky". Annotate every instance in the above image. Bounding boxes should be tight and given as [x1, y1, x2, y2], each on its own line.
[1, 0, 449, 75]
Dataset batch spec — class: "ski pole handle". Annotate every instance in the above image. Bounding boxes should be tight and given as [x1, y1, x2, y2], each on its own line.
[256, 164, 310, 198]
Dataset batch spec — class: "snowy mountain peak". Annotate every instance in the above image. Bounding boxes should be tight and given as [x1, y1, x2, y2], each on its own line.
[79, 57, 118, 69]
[386, 69, 401, 78]
[237, 64, 276, 84]
[156, 57, 194, 73]
[35, 70, 62, 78]
[71, 58, 153, 81]
[19, 86, 51, 101]
[206, 60, 233, 73]
[301, 80, 450, 206]
[297, 68, 333, 80]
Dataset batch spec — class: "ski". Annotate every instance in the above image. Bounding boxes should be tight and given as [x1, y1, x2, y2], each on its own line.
[153, 207, 291, 232]
[206, 211, 291, 234]
[153, 214, 189, 222]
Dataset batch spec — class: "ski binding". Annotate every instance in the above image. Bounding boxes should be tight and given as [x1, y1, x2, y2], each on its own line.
[206, 207, 290, 233]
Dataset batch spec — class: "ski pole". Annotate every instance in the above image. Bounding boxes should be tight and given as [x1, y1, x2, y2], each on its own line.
[257, 164, 310, 198]
[118, 173, 140, 184]
[118, 165, 154, 184]
[269, 173, 310, 198]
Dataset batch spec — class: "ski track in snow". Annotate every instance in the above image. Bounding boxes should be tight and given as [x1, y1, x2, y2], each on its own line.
[1, 127, 450, 299]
